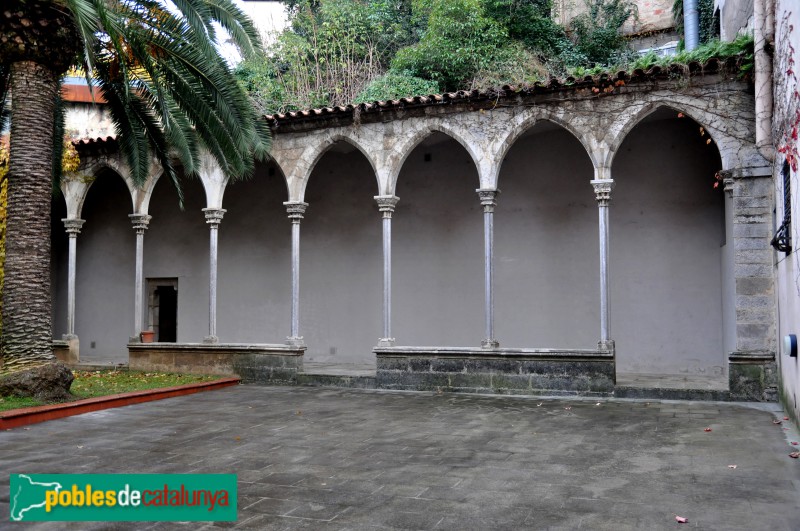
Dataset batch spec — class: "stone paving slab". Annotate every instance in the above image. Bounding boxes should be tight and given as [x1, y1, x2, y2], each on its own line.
[1, 386, 799, 530]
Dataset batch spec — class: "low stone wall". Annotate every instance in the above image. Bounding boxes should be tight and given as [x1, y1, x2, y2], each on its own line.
[128, 343, 305, 384]
[375, 346, 615, 396]
[52, 338, 79, 364]
[728, 352, 778, 401]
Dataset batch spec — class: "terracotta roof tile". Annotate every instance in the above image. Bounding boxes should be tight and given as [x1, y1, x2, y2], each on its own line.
[263, 56, 747, 129]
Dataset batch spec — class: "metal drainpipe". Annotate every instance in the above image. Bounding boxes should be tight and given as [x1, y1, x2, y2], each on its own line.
[755, 0, 775, 161]
[683, 0, 700, 51]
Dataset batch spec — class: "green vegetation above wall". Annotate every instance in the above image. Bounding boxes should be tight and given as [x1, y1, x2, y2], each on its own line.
[235, 0, 749, 114]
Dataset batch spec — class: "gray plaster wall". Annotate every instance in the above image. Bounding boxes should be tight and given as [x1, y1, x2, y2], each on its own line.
[610, 115, 725, 375]
[54, 173, 135, 361]
[301, 147, 382, 363]
[494, 125, 598, 349]
[393, 134, 484, 348]
[214, 163, 290, 343]
[142, 176, 208, 343]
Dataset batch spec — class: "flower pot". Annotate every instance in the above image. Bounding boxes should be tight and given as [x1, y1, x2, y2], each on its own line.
[140, 330, 155, 343]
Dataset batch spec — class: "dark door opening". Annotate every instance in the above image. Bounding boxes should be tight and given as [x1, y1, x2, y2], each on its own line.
[155, 285, 177, 342]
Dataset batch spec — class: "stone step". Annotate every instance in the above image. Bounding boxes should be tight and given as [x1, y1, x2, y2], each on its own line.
[613, 386, 731, 401]
[296, 373, 377, 389]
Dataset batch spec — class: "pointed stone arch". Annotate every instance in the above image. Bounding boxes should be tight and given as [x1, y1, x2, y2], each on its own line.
[605, 101, 755, 172]
[387, 123, 482, 195]
[492, 112, 599, 190]
[294, 133, 380, 202]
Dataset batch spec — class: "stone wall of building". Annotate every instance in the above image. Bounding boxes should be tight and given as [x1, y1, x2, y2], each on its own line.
[772, 0, 800, 421]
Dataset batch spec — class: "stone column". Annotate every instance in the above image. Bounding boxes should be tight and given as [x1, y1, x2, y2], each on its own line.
[477, 189, 499, 348]
[203, 208, 226, 344]
[727, 171, 777, 401]
[62, 218, 85, 339]
[375, 195, 400, 346]
[129, 214, 152, 341]
[591, 179, 614, 350]
[284, 201, 308, 347]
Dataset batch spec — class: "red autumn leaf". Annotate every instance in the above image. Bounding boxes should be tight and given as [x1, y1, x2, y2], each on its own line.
[784, 417, 790, 421]
[713, 182, 720, 189]
[677, 112, 684, 118]
[676, 516, 688, 523]
[792, 442, 799, 446]
[704, 427, 712, 432]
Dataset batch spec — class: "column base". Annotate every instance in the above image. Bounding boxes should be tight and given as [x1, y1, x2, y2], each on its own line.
[598, 339, 615, 352]
[286, 336, 306, 347]
[481, 339, 500, 349]
[377, 338, 396, 347]
[203, 335, 219, 345]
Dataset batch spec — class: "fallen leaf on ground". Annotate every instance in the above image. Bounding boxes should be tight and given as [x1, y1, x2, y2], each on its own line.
[784, 417, 790, 421]
[790, 452, 800, 459]
[595, 402, 601, 406]
[537, 403, 543, 407]
[704, 427, 712, 432]
[728, 465, 737, 469]
[564, 407, 572, 410]
[773, 419, 783, 425]
[675, 516, 688, 523]
[792, 442, 799, 446]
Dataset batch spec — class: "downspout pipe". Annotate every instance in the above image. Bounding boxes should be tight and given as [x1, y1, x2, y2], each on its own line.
[683, 0, 700, 51]
[755, 0, 775, 161]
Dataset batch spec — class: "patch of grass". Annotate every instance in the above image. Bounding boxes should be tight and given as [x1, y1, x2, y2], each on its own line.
[70, 370, 219, 399]
[0, 396, 43, 412]
[0, 370, 221, 413]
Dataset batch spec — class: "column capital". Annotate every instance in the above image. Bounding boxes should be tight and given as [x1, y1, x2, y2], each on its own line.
[62, 218, 85, 236]
[590, 179, 614, 205]
[128, 214, 152, 234]
[202, 207, 226, 226]
[284, 201, 308, 221]
[375, 195, 400, 216]
[476, 188, 499, 212]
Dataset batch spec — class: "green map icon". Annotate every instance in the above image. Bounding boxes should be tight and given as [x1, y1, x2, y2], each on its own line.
[10, 474, 63, 521]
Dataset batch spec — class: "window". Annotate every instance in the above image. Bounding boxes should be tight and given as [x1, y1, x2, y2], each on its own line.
[771, 160, 792, 254]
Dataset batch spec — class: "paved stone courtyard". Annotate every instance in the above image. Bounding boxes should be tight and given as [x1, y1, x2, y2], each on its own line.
[2, 386, 799, 530]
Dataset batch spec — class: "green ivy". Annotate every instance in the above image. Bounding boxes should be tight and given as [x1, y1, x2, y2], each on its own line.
[356, 71, 440, 102]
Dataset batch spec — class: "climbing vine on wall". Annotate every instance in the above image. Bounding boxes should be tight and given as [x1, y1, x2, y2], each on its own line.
[775, 15, 799, 171]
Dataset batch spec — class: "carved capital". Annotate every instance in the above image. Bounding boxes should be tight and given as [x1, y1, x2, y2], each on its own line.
[202, 208, 226, 227]
[374, 195, 400, 218]
[284, 201, 308, 221]
[717, 170, 735, 196]
[128, 214, 152, 234]
[590, 179, 614, 206]
[62, 218, 85, 236]
[476, 188, 499, 212]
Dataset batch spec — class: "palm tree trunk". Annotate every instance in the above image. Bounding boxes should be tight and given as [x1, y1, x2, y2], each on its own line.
[1, 60, 58, 374]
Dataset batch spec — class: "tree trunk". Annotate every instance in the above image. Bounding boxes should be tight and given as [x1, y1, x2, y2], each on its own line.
[1, 60, 58, 374]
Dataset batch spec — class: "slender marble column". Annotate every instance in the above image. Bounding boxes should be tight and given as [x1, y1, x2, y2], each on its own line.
[591, 179, 614, 350]
[128, 214, 152, 341]
[62, 218, 85, 339]
[375, 195, 400, 347]
[284, 201, 308, 346]
[477, 189, 499, 349]
[203, 208, 226, 344]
